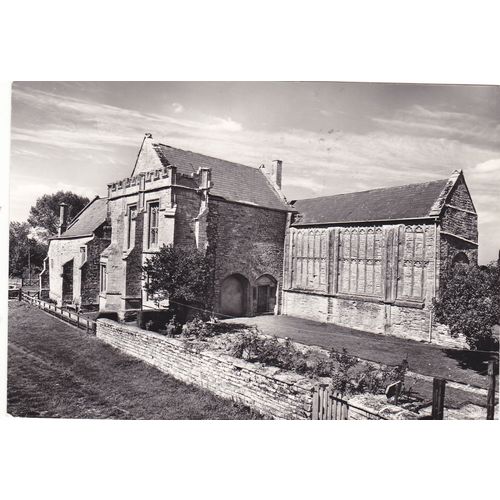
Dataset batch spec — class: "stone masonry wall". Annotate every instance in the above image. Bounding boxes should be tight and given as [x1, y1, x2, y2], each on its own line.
[97, 318, 314, 419]
[47, 235, 92, 306]
[439, 178, 478, 271]
[280, 221, 468, 346]
[80, 235, 111, 306]
[208, 199, 288, 315]
[96, 319, 417, 420]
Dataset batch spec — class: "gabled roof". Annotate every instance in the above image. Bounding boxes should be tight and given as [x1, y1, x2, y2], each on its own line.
[131, 135, 292, 212]
[292, 177, 453, 226]
[59, 197, 108, 238]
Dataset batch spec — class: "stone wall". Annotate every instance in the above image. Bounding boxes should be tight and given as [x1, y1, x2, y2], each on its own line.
[47, 235, 93, 306]
[208, 199, 288, 315]
[281, 221, 461, 345]
[80, 233, 111, 307]
[439, 178, 478, 270]
[96, 319, 417, 420]
[97, 318, 314, 419]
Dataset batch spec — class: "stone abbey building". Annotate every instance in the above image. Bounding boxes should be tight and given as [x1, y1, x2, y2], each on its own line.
[282, 169, 477, 346]
[41, 134, 478, 347]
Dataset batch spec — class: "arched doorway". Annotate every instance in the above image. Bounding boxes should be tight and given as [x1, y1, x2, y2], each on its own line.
[452, 252, 469, 269]
[220, 274, 249, 317]
[255, 274, 277, 314]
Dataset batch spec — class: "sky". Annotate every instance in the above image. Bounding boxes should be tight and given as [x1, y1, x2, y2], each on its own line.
[9, 81, 500, 263]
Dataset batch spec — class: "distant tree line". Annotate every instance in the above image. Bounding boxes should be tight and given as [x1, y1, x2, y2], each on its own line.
[9, 191, 89, 280]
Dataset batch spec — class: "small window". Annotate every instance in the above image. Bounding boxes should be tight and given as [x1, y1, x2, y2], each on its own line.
[100, 264, 107, 293]
[148, 202, 160, 248]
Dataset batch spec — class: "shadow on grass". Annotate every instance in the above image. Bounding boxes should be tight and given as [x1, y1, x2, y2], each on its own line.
[443, 349, 499, 375]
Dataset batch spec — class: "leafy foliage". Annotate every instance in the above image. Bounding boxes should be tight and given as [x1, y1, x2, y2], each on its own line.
[330, 350, 409, 397]
[226, 331, 409, 398]
[181, 317, 213, 340]
[28, 191, 90, 238]
[9, 222, 47, 278]
[433, 262, 499, 350]
[227, 329, 311, 374]
[143, 244, 213, 311]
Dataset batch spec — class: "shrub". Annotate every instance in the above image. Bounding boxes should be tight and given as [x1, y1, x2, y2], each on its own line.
[181, 316, 213, 340]
[433, 262, 500, 350]
[227, 330, 312, 374]
[329, 349, 409, 397]
[142, 244, 214, 315]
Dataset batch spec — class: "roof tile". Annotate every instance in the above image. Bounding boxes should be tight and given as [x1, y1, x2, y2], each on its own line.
[292, 179, 449, 225]
[60, 197, 108, 238]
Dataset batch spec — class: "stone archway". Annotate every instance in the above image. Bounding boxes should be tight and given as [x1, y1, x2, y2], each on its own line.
[255, 274, 277, 314]
[220, 274, 249, 317]
[452, 252, 470, 269]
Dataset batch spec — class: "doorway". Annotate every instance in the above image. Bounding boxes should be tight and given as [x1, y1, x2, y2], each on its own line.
[220, 274, 249, 317]
[256, 275, 277, 314]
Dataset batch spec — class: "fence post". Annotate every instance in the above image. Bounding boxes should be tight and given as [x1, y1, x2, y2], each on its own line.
[431, 377, 446, 420]
[487, 361, 497, 420]
[18, 288, 22, 301]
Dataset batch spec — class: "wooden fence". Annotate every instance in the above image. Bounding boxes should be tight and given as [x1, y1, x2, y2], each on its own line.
[21, 292, 96, 335]
[311, 385, 385, 420]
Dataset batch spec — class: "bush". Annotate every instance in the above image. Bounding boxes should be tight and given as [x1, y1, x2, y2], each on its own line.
[143, 244, 214, 313]
[181, 317, 213, 340]
[227, 329, 312, 375]
[433, 262, 500, 350]
[329, 348, 409, 397]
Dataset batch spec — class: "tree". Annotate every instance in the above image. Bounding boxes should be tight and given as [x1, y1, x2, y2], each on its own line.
[433, 262, 500, 350]
[9, 221, 47, 278]
[28, 191, 90, 238]
[142, 244, 213, 320]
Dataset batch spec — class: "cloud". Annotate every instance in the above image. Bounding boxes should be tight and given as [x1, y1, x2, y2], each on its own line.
[372, 104, 500, 148]
[172, 102, 184, 114]
[205, 116, 243, 132]
[9, 85, 500, 263]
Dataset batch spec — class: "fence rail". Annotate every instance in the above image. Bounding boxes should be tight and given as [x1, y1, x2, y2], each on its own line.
[21, 292, 96, 335]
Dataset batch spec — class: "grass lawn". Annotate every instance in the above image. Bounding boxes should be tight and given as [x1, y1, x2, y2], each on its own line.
[7, 301, 261, 420]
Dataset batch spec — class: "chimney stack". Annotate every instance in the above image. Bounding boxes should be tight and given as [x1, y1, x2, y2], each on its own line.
[58, 203, 69, 236]
[271, 160, 283, 189]
[199, 167, 211, 190]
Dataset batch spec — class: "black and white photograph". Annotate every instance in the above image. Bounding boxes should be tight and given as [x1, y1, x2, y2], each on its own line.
[6, 81, 499, 421]
[0, 3, 499, 500]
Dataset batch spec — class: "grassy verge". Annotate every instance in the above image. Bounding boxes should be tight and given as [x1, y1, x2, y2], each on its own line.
[7, 301, 261, 420]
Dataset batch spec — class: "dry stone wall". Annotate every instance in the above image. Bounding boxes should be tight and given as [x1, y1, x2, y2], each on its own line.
[96, 319, 418, 420]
